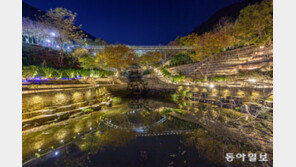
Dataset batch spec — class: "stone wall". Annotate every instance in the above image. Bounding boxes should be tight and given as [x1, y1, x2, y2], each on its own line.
[169, 45, 273, 79]
[22, 82, 127, 131]
[143, 75, 272, 103]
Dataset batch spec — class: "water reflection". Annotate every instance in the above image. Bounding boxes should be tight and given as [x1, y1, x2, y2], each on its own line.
[23, 96, 272, 167]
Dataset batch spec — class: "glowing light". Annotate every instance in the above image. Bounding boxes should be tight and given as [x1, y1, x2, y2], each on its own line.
[50, 32, 56, 37]
[223, 89, 230, 97]
[193, 87, 199, 92]
[211, 89, 218, 96]
[72, 92, 83, 103]
[46, 39, 51, 43]
[248, 79, 256, 83]
[54, 151, 59, 156]
[237, 90, 245, 97]
[209, 84, 215, 88]
[38, 149, 41, 152]
[90, 127, 92, 130]
[53, 93, 68, 105]
[60, 140, 64, 143]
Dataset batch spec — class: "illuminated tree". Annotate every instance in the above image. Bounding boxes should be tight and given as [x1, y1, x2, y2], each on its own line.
[234, 0, 273, 45]
[72, 48, 89, 59]
[139, 52, 162, 67]
[22, 17, 50, 42]
[99, 45, 138, 76]
[40, 8, 87, 66]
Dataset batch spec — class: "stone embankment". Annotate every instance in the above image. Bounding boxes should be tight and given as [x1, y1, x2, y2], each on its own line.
[169, 45, 273, 79]
[22, 78, 128, 131]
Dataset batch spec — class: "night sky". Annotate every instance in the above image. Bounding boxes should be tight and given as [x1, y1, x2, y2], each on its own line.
[23, 0, 241, 45]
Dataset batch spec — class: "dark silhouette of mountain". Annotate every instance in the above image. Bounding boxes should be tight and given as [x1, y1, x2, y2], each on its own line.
[22, 1, 107, 44]
[191, 0, 263, 35]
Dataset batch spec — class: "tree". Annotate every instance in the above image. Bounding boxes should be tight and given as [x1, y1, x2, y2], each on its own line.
[40, 8, 87, 66]
[99, 45, 138, 76]
[72, 48, 90, 64]
[22, 17, 49, 41]
[139, 52, 162, 67]
[234, 0, 273, 45]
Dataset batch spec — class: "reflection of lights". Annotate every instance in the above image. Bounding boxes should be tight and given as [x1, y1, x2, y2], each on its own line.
[90, 127, 92, 130]
[54, 151, 59, 156]
[223, 89, 230, 97]
[193, 87, 199, 92]
[55, 129, 68, 140]
[85, 90, 92, 99]
[252, 91, 260, 98]
[237, 90, 245, 97]
[46, 39, 51, 43]
[211, 88, 218, 96]
[38, 149, 41, 152]
[60, 140, 64, 143]
[248, 79, 256, 83]
[209, 84, 215, 88]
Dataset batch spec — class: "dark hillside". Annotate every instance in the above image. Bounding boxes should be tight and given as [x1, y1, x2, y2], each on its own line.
[192, 0, 263, 35]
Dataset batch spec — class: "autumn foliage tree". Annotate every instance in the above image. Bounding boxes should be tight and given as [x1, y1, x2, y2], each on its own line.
[40, 8, 87, 66]
[172, 0, 272, 62]
[97, 45, 138, 76]
[234, 0, 273, 45]
[22, 17, 49, 41]
[139, 52, 162, 67]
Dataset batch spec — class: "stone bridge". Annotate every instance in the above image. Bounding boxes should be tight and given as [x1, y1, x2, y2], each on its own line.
[89, 45, 194, 56]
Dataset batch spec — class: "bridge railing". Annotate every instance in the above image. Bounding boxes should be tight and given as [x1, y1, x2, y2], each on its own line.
[90, 45, 194, 50]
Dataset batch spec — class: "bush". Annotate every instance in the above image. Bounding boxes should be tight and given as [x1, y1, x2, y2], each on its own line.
[22, 66, 114, 79]
[51, 70, 61, 78]
[160, 67, 171, 77]
[112, 97, 122, 105]
[169, 54, 193, 67]
[160, 67, 185, 83]
[142, 69, 150, 75]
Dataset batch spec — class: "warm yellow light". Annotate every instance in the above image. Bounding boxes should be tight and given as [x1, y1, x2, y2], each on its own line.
[33, 141, 44, 150]
[55, 129, 69, 140]
[251, 91, 260, 98]
[178, 86, 183, 91]
[223, 89, 230, 97]
[211, 88, 218, 96]
[53, 93, 68, 105]
[30, 95, 44, 110]
[185, 86, 191, 92]
[202, 88, 207, 93]
[72, 92, 84, 103]
[193, 87, 199, 92]
[237, 90, 245, 97]
[85, 90, 93, 100]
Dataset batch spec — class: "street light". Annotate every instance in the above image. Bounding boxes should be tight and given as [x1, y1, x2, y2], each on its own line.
[209, 84, 215, 89]
[248, 78, 256, 83]
[50, 32, 56, 37]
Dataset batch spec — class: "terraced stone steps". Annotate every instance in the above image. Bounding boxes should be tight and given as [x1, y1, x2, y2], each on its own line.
[22, 100, 93, 120]
[168, 45, 273, 78]
[22, 98, 112, 131]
